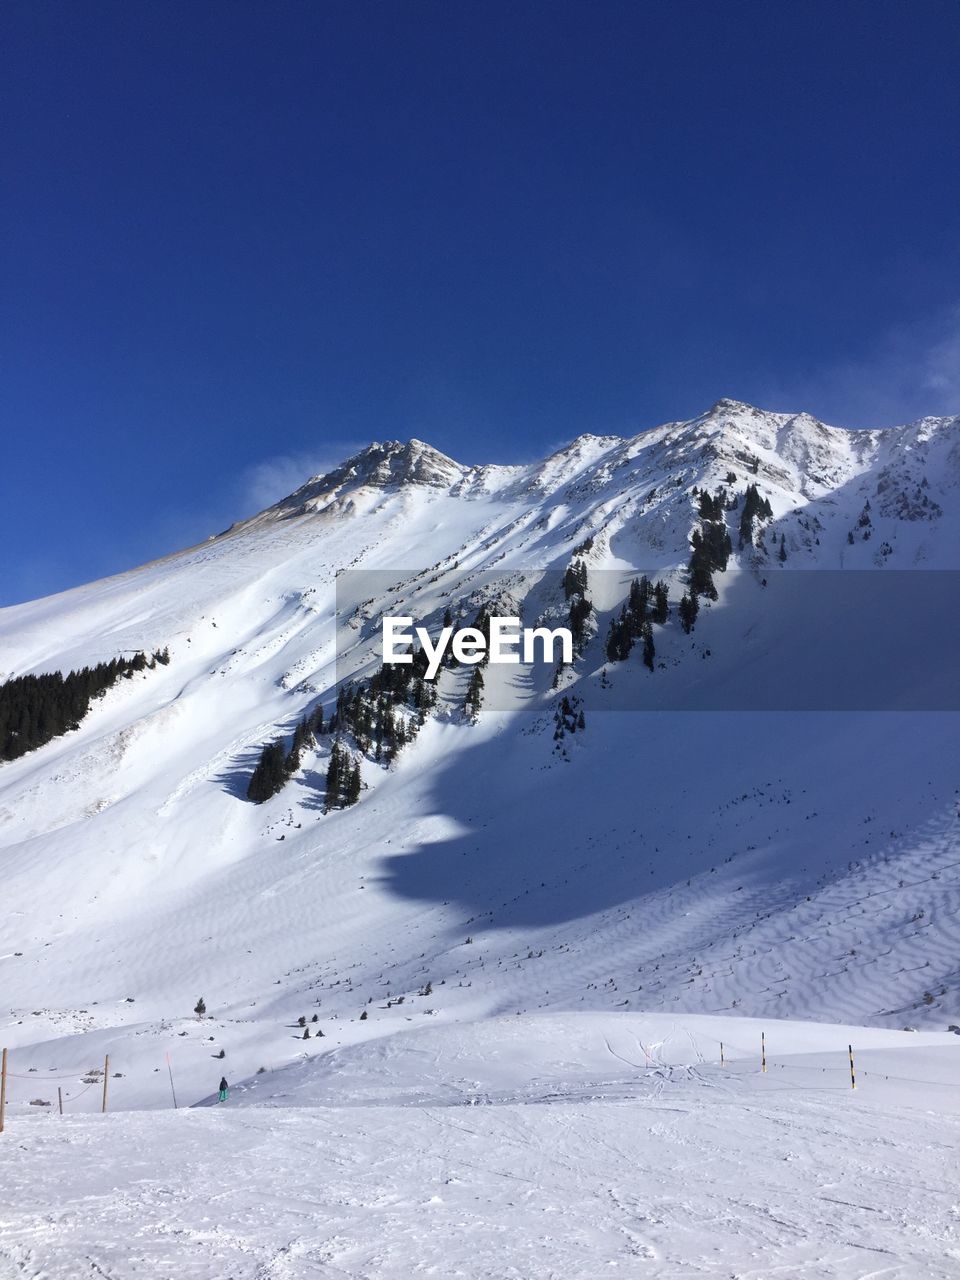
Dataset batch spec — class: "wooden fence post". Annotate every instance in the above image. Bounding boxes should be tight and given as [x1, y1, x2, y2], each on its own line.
[101, 1055, 110, 1114]
[720, 1041, 725, 1067]
[761, 1031, 766, 1073]
[0, 1047, 7, 1133]
[58, 1087, 63, 1116]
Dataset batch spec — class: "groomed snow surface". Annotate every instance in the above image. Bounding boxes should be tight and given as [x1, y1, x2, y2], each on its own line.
[2, 1014, 959, 1278]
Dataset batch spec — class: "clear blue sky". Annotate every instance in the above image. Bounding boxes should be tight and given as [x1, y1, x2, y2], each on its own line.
[2, 0, 959, 603]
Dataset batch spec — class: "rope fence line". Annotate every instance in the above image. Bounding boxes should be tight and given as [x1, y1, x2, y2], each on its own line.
[1, 1049, 112, 1129]
[691, 1029, 958, 1089]
[751, 1060, 957, 1088]
[5, 1070, 105, 1080]
[1, 1031, 957, 1134]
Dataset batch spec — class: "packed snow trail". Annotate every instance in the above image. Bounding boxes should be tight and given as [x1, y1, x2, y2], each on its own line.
[2, 1014, 958, 1279]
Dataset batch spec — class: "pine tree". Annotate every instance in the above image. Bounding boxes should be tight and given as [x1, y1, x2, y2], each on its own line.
[247, 740, 287, 803]
[605, 616, 632, 662]
[194, 997, 206, 1019]
[689, 553, 716, 600]
[678, 592, 699, 634]
[628, 576, 650, 622]
[689, 518, 730, 597]
[562, 559, 588, 600]
[698, 490, 726, 521]
[325, 741, 345, 808]
[284, 722, 305, 776]
[464, 666, 485, 719]
[739, 484, 772, 547]
[345, 761, 362, 806]
[642, 624, 655, 671]
[568, 595, 592, 651]
[652, 581, 669, 625]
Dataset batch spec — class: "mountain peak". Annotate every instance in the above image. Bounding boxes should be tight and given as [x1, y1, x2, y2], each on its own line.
[701, 399, 788, 431]
[707, 397, 758, 415]
[341, 437, 463, 486]
[260, 437, 465, 519]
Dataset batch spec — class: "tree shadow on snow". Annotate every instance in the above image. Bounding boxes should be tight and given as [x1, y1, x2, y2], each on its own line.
[213, 741, 267, 801]
[375, 593, 960, 929]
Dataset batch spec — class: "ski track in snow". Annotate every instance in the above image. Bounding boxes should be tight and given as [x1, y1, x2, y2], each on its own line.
[2, 1014, 959, 1279]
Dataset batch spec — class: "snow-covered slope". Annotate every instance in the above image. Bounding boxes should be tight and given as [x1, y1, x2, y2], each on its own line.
[3, 400, 960, 1277]
[3, 1011, 959, 1278]
[1, 399, 958, 1116]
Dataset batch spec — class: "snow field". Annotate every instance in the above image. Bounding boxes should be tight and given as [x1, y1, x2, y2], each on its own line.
[2, 1013, 958, 1279]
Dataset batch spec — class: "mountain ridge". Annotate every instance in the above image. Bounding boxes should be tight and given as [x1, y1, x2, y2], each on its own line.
[257, 399, 960, 520]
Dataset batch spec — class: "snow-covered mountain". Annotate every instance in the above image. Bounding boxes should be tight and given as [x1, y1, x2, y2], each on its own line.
[3, 399, 960, 1276]
[1, 399, 958, 1110]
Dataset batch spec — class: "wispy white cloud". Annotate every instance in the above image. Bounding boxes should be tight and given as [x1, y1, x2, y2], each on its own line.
[758, 305, 960, 428]
[236, 445, 361, 515]
[922, 310, 960, 405]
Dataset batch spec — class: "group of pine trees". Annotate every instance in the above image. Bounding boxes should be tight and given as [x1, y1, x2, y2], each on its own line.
[563, 558, 593, 654]
[688, 487, 733, 601]
[738, 483, 773, 548]
[602, 481, 770, 645]
[330, 666, 432, 760]
[246, 639, 448, 807]
[677, 588, 700, 634]
[679, 481, 777, 630]
[675, 483, 754, 632]
[246, 740, 289, 804]
[604, 576, 668, 668]
[553, 694, 585, 740]
[245, 590, 518, 809]
[562, 560, 588, 600]
[246, 704, 327, 804]
[0, 648, 170, 763]
[325, 739, 361, 808]
[247, 723, 363, 810]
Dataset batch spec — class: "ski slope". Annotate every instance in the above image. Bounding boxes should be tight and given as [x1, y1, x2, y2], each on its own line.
[2, 1014, 959, 1279]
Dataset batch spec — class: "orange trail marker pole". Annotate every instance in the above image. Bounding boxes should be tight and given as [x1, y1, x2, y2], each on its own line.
[0, 1047, 7, 1133]
[720, 1042, 725, 1067]
[101, 1055, 109, 1114]
[58, 1087, 63, 1116]
[848, 1043, 856, 1090]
